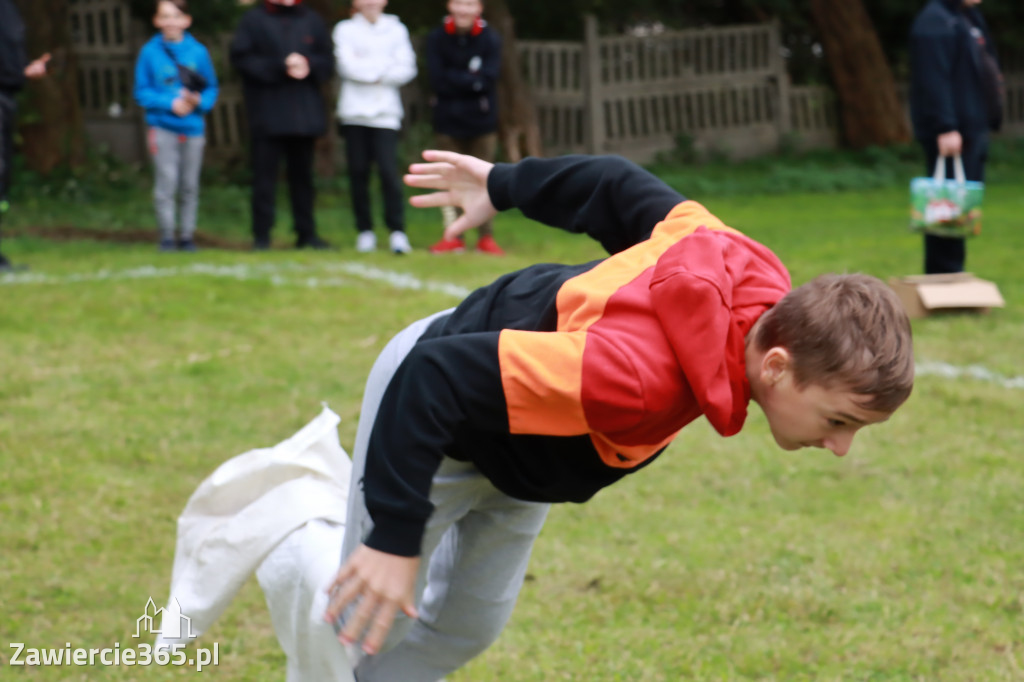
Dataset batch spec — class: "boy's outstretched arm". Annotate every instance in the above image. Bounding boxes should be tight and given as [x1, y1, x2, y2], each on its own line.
[406, 150, 686, 255]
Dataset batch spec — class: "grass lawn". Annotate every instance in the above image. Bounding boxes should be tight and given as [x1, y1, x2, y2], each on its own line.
[1, 155, 1023, 680]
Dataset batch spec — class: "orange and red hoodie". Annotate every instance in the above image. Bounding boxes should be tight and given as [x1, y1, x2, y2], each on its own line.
[363, 155, 792, 557]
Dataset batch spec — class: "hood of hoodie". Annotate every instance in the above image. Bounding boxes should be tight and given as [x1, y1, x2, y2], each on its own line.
[648, 223, 791, 437]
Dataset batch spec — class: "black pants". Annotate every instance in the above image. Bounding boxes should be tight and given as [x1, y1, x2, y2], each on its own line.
[0, 91, 17, 256]
[341, 125, 404, 233]
[250, 135, 318, 246]
[920, 132, 989, 274]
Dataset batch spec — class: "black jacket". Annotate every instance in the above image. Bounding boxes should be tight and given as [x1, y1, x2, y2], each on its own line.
[0, 0, 28, 94]
[909, 0, 1001, 139]
[229, 4, 333, 137]
[426, 21, 501, 138]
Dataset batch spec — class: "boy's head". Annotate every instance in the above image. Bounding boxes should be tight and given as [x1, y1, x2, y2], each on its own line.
[353, 0, 387, 21]
[154, 0, 191, 41]
[447, 0, 484, 32]
[747, 273, 914, 457]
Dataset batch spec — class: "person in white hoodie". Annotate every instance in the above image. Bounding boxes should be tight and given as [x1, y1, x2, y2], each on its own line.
[334, 0, 417, 254]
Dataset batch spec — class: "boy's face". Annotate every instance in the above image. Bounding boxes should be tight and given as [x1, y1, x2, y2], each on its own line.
[754, 348, 891, 457]
[354, 0, 388, 21]
[153, 1, 191, 41]
[448, 0, 483, 31]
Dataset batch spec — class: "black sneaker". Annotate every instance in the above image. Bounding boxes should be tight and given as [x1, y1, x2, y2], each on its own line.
[253, 239, 271, 251]
[159, 239, 177, 252]
[178, 239, 198, 252]
[297, 236, 332, 250]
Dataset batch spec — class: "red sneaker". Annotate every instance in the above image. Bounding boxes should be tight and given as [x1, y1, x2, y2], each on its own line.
[475, 235, 505, 256]
[429, 237, 466, 254]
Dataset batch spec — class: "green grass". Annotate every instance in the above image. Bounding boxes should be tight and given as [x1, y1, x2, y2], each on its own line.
[1, 153, 1023, 680]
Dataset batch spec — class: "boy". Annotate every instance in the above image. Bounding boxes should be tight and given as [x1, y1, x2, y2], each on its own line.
[333, 0, 417, 255]
[0, 0, 50, 271]
[134, 0, 219, 252]
[324, 151, 915, 681]
[425, 0, 505, 255]
[230, 0, 334, 251]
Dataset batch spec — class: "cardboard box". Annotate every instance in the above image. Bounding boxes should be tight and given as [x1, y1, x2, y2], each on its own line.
[888, 273, 1005, 319]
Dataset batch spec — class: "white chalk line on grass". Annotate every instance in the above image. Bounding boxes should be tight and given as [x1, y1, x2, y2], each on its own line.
[5, 261, 1023, 391]
[915, 361, 1024, 390]
[0, 261, 472, 299]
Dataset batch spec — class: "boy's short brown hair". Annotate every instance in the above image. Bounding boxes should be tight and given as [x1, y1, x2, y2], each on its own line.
[156, 0, 189, 13]
[752, 273, 914, 413]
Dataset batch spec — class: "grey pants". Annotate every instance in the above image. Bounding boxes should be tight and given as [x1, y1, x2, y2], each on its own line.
[149, 127, 205, 241]
[341, 310, 550, 682]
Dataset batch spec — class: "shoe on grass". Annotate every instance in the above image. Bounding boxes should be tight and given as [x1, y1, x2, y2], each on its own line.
[297, 236, 332, 250]
[476, 235, 505, 256]
[389, 231, 412, 255]
[159, 239, 177, 252]
[355, 231, 377, 253]
[429, 237, 465, 254]
[178, 239, 197, 252]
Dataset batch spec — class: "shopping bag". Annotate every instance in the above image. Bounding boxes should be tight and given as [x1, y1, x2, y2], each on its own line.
[909, 155, 984, 238]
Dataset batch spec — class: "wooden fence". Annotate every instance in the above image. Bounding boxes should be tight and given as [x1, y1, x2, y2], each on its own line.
[68, 1, 1022, 168]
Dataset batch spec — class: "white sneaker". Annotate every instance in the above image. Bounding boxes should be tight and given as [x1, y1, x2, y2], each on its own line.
[389, 231, 412, 255]
[355, 231, 377, 253]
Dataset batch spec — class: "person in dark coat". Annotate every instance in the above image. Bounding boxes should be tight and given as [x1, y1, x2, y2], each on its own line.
[0, 0, 49, 272]
[424, 0, 505, 256]
[230, 0, 334, 250]
[909, 0, 1003, 274]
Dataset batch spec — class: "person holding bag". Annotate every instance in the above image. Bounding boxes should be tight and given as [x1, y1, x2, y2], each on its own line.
[909, 0, 1003, 274]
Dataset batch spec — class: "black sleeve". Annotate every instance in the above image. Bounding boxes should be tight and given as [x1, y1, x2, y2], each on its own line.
[486, 155, 686, 255]
[909, 20, 957, 135]
[305, 13, 334, 85]
[362, 332, 509, 557]
[230, 13, 288, 85]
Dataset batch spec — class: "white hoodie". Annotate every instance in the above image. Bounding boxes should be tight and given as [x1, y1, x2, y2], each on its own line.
[333, 13, 417, 130]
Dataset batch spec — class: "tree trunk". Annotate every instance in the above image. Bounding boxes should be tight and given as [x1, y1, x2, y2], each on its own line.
[14, 0, 85, 173]
[486, 0, 542, 161]
[809, 0, 910, 148]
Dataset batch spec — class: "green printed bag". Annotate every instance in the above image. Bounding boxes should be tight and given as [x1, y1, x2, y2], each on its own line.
[909, 155, 984, 238]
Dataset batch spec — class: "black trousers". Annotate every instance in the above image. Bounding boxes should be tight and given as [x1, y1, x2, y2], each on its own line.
[250, 134, 318, 246]
[920, 132, 989, 274]
[341, 124, 404, 233]
[0, 91, 17, 254]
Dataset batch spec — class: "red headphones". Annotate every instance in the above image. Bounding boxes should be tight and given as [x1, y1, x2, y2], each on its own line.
[443, 15, 485, 37]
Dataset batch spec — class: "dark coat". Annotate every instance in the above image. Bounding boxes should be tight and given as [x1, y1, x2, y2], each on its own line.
[909, 0, 1001, 140]
[229, 4, 333, 138]
[0, 0, 28, 94]
[425, 21, 502, 139]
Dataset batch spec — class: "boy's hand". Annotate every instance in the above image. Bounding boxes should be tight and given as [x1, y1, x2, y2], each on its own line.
[405, 150, 498, 240]
[24, 53, 51, 80]
[323, 545, 420, 656]
[171, 96, 194, 116]
[285, 52, 310, 80]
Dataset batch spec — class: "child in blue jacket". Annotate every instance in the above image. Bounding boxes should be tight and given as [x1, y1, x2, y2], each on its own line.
[134, 0, 219, 252]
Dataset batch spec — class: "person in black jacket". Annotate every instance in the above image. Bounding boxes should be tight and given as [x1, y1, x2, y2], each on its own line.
[909, 0, 1002, 274]
[424, 0, 505, 256]
[0, 0, 50, 272]
[230, 0, 334, 250]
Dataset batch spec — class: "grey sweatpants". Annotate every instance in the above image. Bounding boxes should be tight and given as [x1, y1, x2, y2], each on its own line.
[148, 127, 205, 241]
[340, 310, 550, 682]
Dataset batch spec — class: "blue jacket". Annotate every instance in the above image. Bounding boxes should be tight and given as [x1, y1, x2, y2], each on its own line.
[134, 33, 219, 136]
[909, 0, 1000, 140]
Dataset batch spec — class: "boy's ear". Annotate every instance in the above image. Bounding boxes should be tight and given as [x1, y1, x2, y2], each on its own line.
[760, 347, 791, 386]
